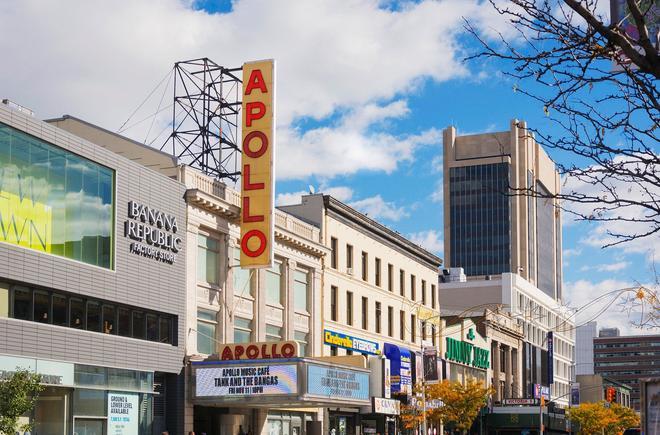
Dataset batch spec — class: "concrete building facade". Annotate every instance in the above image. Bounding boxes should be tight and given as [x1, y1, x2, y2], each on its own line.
[576, 321, 597, 376]
[443, 120, 563, 300]
[282, 194, 442, 435]
[0, 104, 187, 433]
[593, 333, 660, 411]
[49, 115, 331, 435]
[439, 274, 575, 407]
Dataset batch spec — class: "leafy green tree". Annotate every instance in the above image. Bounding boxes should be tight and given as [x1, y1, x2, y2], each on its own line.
[0, 369, 43, 434]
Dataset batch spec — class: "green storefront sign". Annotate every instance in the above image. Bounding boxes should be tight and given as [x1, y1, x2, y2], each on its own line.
[445, 336, 490, 369]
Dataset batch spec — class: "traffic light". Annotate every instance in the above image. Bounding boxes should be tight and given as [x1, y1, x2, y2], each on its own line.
[606, 387, 616, 403]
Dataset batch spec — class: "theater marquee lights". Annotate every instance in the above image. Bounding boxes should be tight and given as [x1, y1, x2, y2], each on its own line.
[240, 59, 275, 268]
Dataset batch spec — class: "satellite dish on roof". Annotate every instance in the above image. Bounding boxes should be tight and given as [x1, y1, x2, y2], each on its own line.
[308, 185, 316, 194]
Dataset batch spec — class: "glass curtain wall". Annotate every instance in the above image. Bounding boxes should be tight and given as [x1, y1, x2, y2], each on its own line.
[449, 163, 510, 276]
[0, 123, 114, 268]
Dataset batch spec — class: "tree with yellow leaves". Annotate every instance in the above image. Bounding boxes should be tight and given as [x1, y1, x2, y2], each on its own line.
[567, 401, 640, 435]
[425, 379, 493, 434]
[605, 403, 640, 435]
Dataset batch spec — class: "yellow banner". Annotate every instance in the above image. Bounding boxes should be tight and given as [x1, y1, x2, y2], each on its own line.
[240, 59, 275, 268]
[0, 190, 52, 253]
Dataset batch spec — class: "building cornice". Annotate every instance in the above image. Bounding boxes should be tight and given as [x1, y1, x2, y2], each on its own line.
[323, 196, 442, 269]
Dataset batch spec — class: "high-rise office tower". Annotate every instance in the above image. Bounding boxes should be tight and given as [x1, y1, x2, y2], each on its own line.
[443, 120, 563, 301]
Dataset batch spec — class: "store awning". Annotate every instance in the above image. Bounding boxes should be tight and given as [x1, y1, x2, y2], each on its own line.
[191, 357, 371, 409]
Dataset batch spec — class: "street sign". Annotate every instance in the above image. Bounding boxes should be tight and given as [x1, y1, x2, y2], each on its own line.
[503, 398, 539, 406]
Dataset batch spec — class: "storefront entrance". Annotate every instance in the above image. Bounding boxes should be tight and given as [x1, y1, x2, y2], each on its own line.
[74, 418, 107, 435]
[328, 414, 356, 435]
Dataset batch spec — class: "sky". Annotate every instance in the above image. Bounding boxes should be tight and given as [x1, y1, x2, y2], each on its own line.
[0, 0, 657, 336]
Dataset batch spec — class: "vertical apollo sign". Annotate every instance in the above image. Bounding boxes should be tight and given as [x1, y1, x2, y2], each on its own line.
[241, 60, 275, 268]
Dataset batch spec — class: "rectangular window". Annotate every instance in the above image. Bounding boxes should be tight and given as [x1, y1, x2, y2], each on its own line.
[0, 125, 115, 269]
[422, 280, 427, 305]
[411, 275, 416, 301]
[361, 296, 368, 330]
[132, 311, 145, 339]
[400, 270, 405, 296]
[117, 307, 131, 337]
[421, 321, 426, 341]
[388, 264, 393, 292]
[361, 251, 368, 281]
[431, 284, 437, 309]
[330, 286, 338, 321]
[411, 314, 416, 343]
[197, 234, 220, 285]
[12, 287, 32, 321]
[295, 331, 309, 356]
[431, 324, 436, 346]
[375, 258, 382, 287]
[102, 305, 115, 334]
[87, 302, 101, 332]
[266, 324, 282, 342]
[70, 298, 84, 329]
[294, 269, 309, 312]
[146, 314, 158, 341]
[399, 310, 405, 341]
[331, 237, 338, 269]
[330, 346, 338, 356]
[52, 294, 67, 326]
[375, 302, 382, 334]
[34, 291, 49, 323]
[346, 244, 353, 270]
[232, 247, 253, 297]
[266, 260, 283, 305]
[234, 317, 252, 343]
[197, 309, 217, 354]
[159, 316, 171, 344]
[388, 306, 393, 337]
[347, 291, 353, 326]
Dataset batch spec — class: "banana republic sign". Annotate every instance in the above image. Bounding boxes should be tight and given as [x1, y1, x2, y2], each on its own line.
[124, 201, 182, 264]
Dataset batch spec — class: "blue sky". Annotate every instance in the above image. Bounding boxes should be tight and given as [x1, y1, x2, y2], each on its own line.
[1, 0, 656, 334]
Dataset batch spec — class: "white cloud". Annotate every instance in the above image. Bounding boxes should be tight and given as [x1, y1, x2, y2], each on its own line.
[563, 278, 657, 336]
[408, 230, 443, 255]
[349, 195, 408, 221]
[563, 248, 582, 258]
[321, 186, 354, 202]
[275, 185, 354, 206]
[278, 107, 442, 179]
[0, 0, 508, 180]
[579, 261, 630, 273]
[430, 181, 443, 203]
[275, 191, 307, 206]
[560, 155, 660, 259]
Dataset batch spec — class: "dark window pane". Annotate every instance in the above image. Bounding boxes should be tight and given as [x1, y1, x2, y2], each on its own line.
[159, 317, 171, 344]
[13, 287, 32, 320]
[102, 305, 115, 335]
[146, 314, 158, 341]
[132, 311, 145, 339]
[70, 298, 84, 329]
[86, 302, 101, 332]
[117, 308, 131, 337]
[34, 291, 50, 323]
[52, 295, 67, 326]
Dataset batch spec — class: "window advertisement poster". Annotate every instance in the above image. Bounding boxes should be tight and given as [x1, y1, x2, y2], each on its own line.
[107, 392, 139, 435]
[306, 364, 369, 402]
[195, 364, 297, 397]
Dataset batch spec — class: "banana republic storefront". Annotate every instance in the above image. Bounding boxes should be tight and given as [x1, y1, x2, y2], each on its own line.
[190, 342, 371, 435]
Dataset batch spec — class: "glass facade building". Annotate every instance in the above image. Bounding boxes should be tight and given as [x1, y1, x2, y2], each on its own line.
[0, 123, 114, 268]
[449, 163, 511, 276]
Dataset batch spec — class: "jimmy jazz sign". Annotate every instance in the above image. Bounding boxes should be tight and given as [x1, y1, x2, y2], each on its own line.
[124, 201, 182, 264]
[445, 335, 490, 370]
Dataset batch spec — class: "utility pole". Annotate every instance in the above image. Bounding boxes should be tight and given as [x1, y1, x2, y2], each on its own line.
[539, 395, 545, 435]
